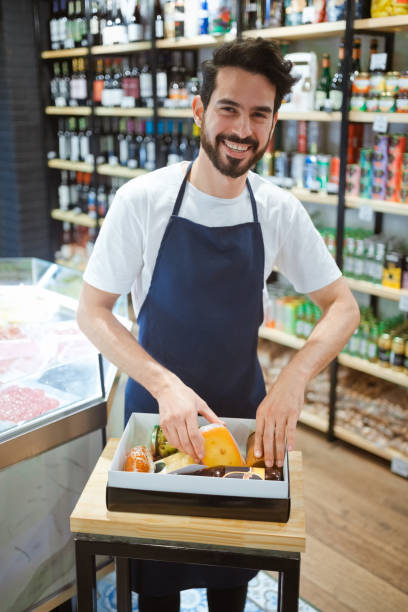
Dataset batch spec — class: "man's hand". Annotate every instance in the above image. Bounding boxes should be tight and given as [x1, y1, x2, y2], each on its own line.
[156, 377, 224, 462]
[254, 373, 304, 467]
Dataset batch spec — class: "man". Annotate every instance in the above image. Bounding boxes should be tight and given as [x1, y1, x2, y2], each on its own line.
[78, 38, 360, 612]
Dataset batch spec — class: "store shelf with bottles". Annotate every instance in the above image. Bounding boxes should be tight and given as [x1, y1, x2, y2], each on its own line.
[51, 208, 98, 228]
[41, 47, 89, 60]
[345, 277, 408, 301]
[278, 110, 342, 122]
[156, 32, 235, 50]
[354, 14, 408, 33]
[94, 107, 153, 117]
[259, 325, 408, 388]
[290, 187, 338, 206]
[48, 158, 94, 172]
[243, 20, 346, 42]
[91, 41, 151, 55]
[45, 106, 91, 115]
[48, 159, 149, 179]
[349, 111, 408, 124]
[346, 195, 408, 216]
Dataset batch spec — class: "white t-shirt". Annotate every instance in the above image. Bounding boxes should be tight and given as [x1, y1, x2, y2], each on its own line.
[83, 162, 341, 317]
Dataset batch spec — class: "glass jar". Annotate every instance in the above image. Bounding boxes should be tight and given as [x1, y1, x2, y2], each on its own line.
[370, 71, 386, 95]
[396, 92, 408, 113]
[379, 92, 396, 113]
[353, 72, 370, 95]
[366, 93, 380, 112]
[399, 70, 408, 93]
[350, 94, 367, 111]
[385, 71, 400, 95]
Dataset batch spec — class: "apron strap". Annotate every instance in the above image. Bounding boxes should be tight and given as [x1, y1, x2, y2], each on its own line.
[172, 160, 258, 223]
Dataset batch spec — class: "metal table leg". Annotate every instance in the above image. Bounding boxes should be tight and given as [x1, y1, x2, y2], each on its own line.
[115, 557, 131, 612]
[277, 558, 301, 612]
[75, 539, 96, 612]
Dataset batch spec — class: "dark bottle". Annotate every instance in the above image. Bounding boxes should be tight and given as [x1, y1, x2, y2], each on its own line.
[140, 54, 153, 107]
[111, 0, 128, 44]
[79, 117, 91, 162]
[58, 170, 70, 211]
[60, 60, 70, 104]
[97, 180, 108, 218]
[50, 62, 61, 105]
[111, 58, 124, 107]
[58, 119, 68, 160]
[315, 53, 331, 111]
[156, 120, 167, 168]
[368, 38, 378, 73]
[128, 0, 144, 41]
[69, 117, 80, 161]
[66, 0, 76, 48]
[49, 0, 61, 50]
[118, 118, 129, 166]
[144, 120, 156, 171]
[246, 1, 258, 30]
[58, 0, 68, 48]
[89, 0, 101, 46]
[351, 38, 361, 76]
[127, 120, 139, 169]
[156, 53, 168, 107]
[102, 0, 115, 45]
[329, 40, 344, 111]
[154, 0, 164, 39]
[174, 0, 185, 38]
[76, 57, 88, 104]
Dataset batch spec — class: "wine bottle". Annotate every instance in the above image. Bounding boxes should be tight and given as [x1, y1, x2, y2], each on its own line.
[329, 41, 344, 112]
[49, 0, 60, 50]
[128, 0, 144, 41]
[315, 53, 331, 111]
[154, 0, 164, 39]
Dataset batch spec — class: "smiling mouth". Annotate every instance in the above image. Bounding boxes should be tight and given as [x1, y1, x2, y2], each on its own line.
[223, 139, 252, 154]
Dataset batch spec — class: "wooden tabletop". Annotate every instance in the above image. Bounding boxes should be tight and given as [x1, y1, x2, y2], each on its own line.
[70, 439, 306, 553]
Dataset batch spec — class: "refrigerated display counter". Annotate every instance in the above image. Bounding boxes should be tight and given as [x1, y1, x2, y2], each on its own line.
[0, 257, 129, 611]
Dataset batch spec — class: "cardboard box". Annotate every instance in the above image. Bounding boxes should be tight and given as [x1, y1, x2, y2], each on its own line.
[107, 413, 290, 522]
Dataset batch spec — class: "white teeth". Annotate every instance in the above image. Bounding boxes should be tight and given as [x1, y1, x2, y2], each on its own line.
[224, 140, 249, 152]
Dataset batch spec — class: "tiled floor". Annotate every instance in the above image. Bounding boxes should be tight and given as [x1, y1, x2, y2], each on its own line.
[96, 570, 319, 611]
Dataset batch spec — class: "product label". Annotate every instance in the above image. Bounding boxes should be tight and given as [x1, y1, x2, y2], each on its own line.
[140, 73, 153, 98]
[315, 91, 327, 111]
[93, 80, 104, 103]
[70, 134, 79, 162]
[128, 23, 143, 41]
[378, 348, 390, 363]
[329, 89, 343, 111]
[80, 135, 89, 162]
[155, 20, 164, 38]
[156, 72, 168, 98]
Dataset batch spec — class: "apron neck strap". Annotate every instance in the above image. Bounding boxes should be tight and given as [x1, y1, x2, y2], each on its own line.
[172, 160, 258, 223]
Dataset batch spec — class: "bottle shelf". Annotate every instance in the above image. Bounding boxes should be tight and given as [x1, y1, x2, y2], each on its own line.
[158, 108, 194, 118]
[48, 159, 94, 172]
[97, 164, 148, 178]
[354, 14, 408, 33]
[346, 196, 408, 216]
[345, 277, 408, 301]
[243, 20, 346, 41]
[290, 187, 338, 206]
[259, 326, 408, 388]
[91, 42, 151, 55]
[51, 208, 97, 228]
[278, 110, 341, 122]
[156, 33, 235, 50]
[94, 107, 153, 117]
[349, 111, 408, 124]
[45, 106, 91, 116]
[41, 48, 89, 59]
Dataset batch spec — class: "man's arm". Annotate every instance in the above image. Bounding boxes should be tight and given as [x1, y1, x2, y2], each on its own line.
[77, 282, 223, 460]
[254, 276, 360, 467]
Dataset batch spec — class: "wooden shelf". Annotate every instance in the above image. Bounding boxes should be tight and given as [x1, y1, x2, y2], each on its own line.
[45, 106, 91, 116]
[338, 353, 408, 388]
[278, 110, 341, 122]
[97, 164, 148, 179]
[91, 41, 151, 55]
[41, 48, 88, 59]
[259, 326, 305, 349]
[354, 14, 408, 33]
[51, 208, 96, 228]
[349, 111, 408, 124]
[333, 425, 408, 463]
[48, 159, 93, 172]
[299, 411, 328, 433]
[346, 195, 408, 216]
[158, 108, 193, 118]
[243, 20, 346, 41]
[156, 32, 235, 50]
[290, 187, 338, 206]
[94, 107, 153, 117]
[345, 277, 408, 302]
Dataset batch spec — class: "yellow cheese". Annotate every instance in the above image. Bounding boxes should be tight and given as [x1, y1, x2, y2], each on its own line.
[200, 425, 244, 467]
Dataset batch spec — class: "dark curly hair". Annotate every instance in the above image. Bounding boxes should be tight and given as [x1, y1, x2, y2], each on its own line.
[200, 37, 296, 115]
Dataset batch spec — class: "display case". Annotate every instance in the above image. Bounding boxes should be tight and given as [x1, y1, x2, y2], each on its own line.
[0, 257, 129, 470]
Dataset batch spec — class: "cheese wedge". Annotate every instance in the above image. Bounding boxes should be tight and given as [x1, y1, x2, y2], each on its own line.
[200, 424, 244, 467]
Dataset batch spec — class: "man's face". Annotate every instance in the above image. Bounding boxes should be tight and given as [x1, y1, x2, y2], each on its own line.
[199, 67, 277, 178]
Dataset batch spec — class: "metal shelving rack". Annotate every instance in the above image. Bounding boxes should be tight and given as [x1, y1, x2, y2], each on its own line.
[35, 1, 408, 465]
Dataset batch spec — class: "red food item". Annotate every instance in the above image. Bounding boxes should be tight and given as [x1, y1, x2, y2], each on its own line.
[123, 446, 152, 473]
[0, 385, 60, 423]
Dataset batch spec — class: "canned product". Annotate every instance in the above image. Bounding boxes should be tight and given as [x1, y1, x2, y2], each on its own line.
[370, 71, 386, 94]
[274, 151, 289, 178]
[350, 94, 367, 111]
[352, 72, 370, 95]
[317, 155, 331, 191]
[378, 333, 391, 367]
[346, 164, 361, 196]
[385, 71, 400, 94]
[399, 70, 408, 93]
[327, 156, 340, 194]
[304, 155, 319, 191]
[290, 153, 306, 188]
[382, 249, 404, 289]
[379, 92, 396, 113]
[366, 93, 380, 112]
[396, 92, 408, 112]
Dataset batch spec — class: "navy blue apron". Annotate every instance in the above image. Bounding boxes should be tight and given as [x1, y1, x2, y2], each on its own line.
[125, 161, 266, 596]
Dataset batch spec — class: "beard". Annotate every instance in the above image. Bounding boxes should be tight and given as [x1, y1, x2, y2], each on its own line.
[199, 116, 272, 178]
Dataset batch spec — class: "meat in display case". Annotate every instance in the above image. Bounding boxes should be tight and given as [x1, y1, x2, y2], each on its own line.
[0, 257, 129, 469]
